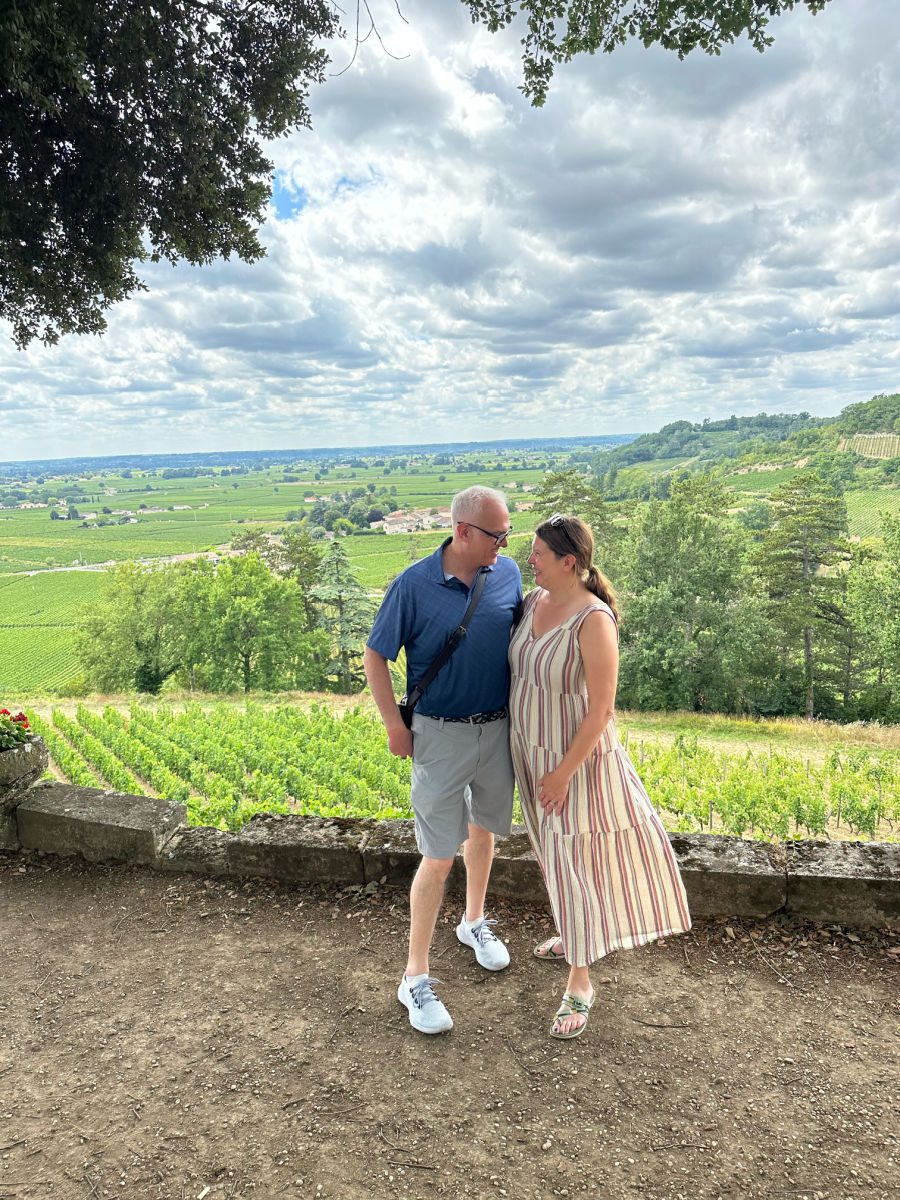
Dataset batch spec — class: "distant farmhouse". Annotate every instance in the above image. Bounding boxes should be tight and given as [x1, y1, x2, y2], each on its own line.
[378, 507, 453, 535]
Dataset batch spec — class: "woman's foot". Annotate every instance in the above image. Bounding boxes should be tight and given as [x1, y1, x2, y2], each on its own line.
[533, 935, 565, 961]
[550, 987, 594, 1039]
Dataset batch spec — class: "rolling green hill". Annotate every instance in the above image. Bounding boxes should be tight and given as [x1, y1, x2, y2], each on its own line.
[595, 394, 900, 506]
[1, 398, 898, 696]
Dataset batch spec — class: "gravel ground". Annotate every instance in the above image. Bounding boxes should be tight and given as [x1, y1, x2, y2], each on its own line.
[1, 851, 897, 1200]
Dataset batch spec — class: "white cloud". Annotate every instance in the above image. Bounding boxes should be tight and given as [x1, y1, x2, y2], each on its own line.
[2, 0, 899, 459]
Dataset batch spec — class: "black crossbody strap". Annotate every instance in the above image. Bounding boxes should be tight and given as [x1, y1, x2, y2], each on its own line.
[405, 569, 488, 709]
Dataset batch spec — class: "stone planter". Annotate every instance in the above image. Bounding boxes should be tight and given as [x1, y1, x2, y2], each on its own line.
[0, 737, 49, 850]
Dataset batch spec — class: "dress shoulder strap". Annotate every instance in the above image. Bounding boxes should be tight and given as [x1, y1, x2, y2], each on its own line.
[523, 587, 542, 614]
[573, 600, 619, 641]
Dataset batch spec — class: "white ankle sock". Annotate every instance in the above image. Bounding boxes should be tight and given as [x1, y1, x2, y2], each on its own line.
[463, 914, 484, 930]
[405, 971, 428, 986]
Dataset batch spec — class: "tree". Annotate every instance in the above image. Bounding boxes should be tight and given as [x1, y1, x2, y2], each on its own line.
[464, 1, 833, 106]
[754, 473, 849, 719]
[76, 560, 191, 693]
[616, 478, 775, 713]
[311, 541, 375, 694]
[194, 554, 308, 693]
[736, 499, 773, 537]
[531, 469, 613, 550]
[3, 0, 831, 344]
[1, 0, 338, 347]
[77, 553, 328, 694]
[846, 516, 900, 720]
[280, 526, 325, 627]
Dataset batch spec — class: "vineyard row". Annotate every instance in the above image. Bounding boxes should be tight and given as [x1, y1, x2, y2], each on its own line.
[25, 704, 900, 842]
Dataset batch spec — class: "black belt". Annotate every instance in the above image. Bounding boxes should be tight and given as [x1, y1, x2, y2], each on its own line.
[438, 708, 508, 725]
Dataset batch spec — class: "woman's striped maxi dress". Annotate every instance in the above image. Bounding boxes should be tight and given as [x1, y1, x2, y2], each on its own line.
[508, 590, 691, 967]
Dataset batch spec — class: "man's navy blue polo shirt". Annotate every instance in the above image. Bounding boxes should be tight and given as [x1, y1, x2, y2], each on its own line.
[367, 538, 523, 719]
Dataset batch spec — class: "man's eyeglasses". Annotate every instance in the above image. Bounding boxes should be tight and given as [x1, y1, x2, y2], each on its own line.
[466, 522, 513, 546]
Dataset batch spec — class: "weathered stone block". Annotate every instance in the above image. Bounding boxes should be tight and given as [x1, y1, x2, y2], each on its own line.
[226, 814, 365, 884]
[669, 833, 786, 918]
[484, 826, 546, 903]
[16, 780, 185, 864]
[0, 737, 49, 850]
[360, 818, 421, 885]
[157, 825, 232, 875]
[785, 840, 900, 929]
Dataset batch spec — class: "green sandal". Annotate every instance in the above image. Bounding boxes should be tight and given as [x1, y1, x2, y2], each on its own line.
[533, 936, 566, 961]
[549, 990, 594, 1040]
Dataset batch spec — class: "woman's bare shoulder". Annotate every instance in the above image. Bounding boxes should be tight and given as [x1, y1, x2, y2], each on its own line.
[577, 603, 619, 643]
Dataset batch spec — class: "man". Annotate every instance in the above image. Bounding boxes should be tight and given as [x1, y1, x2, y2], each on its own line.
[364, 486, 523, 1035]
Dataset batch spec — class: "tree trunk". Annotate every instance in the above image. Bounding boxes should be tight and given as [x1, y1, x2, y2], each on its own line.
[804, 626, 814, 719]
[242, 652, 252, 693]
[842, 630, 853, 715]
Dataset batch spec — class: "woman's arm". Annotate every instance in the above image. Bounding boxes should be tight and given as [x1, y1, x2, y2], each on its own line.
[538, 609, 619, 814]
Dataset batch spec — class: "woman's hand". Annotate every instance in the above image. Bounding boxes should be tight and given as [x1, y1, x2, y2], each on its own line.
[538, 767, 572, 815]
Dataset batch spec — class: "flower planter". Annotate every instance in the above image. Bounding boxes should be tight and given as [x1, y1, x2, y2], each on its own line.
[0, 736, 48, 850]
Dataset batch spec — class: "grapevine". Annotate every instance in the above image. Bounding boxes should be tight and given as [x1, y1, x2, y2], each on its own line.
[20, 702, 898, 841]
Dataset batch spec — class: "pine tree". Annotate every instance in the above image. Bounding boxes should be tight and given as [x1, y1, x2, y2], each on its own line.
[311, 542, 375, 695]
[755, 473, 849, 719]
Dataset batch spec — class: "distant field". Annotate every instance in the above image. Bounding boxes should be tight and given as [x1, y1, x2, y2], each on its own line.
[846, 432, 900, 460]
[845, 488, 900, 538]
[0, 572, 102, 695]
[2, 449, 898, 694]
[0, 458, 554, 692]
[345, 529, 534, 588]
[727, 466, 799, 494]
[0, 463, 550, 576]
[0, 626, 82, 693]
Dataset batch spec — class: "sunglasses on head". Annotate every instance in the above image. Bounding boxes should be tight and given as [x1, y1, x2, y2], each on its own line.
[545, 512, 578, 553]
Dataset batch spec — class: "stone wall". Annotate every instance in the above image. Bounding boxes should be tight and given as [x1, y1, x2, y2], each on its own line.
[1, 766, 898, 928]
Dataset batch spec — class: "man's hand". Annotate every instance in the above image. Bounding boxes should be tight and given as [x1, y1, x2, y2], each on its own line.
[387, 723, 413, 759]
[364, 647, 414, 760]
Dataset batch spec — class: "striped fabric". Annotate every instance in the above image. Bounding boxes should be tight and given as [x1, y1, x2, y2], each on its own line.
[509, 589, 692, 966]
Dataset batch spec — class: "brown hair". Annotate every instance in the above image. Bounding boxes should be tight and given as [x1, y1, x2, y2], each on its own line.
[534, 514, 619, 621]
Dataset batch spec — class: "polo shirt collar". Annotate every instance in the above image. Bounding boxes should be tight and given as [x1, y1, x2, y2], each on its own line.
[429, 536, 495, 586]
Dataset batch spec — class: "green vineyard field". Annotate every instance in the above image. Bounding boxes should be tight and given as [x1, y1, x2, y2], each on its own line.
[27, 701, 900, 842]
[845, 488, 900, 538]
[0, 572, 102, 694]
[0, 627, 82, 693]
[849, 433, 900, 460]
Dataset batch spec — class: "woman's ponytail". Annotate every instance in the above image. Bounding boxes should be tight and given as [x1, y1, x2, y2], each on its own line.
[586, 564, 619, 622]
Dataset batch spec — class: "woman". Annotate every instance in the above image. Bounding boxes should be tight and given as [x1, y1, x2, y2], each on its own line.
[508, 514, 691, 1039]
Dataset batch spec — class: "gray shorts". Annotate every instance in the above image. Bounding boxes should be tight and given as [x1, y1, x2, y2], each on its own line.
[409, 713, 515, 860]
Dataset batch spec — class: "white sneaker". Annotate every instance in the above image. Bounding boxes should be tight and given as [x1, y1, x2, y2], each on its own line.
[397, 975, 453, 1035]
[456, 917, 510, 971]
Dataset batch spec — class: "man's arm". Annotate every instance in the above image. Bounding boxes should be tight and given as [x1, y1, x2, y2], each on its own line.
[364, 645, 413, 759]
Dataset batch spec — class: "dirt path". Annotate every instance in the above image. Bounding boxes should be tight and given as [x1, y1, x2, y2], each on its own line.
[1, 853, 897, 1200]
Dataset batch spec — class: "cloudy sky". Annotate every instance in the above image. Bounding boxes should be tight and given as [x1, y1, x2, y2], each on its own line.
[2, 0, 900, 460]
